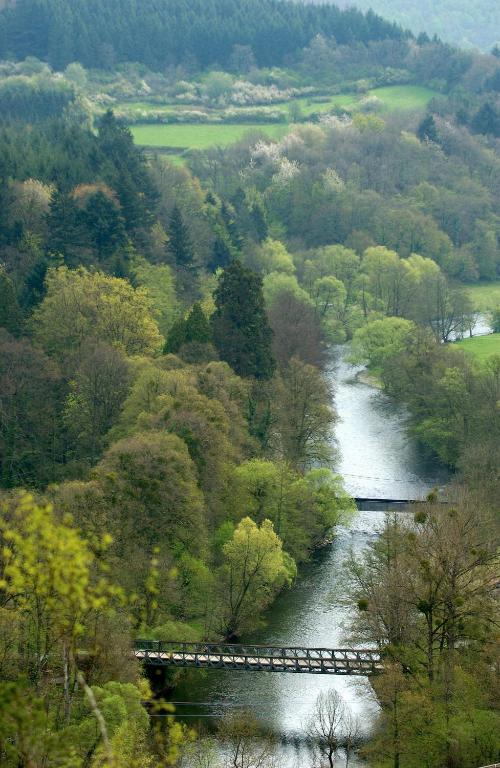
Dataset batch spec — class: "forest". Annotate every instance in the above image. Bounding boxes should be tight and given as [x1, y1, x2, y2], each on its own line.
[0, 0, 404, 71]
[0, 1, 499, 766]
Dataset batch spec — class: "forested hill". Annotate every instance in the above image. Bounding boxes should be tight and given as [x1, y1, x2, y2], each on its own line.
[305, 0, 500, 51]
[0, 0, 406, 70]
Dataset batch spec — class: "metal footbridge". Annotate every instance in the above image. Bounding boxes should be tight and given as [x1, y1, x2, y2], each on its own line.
[135, 641, 383, 676]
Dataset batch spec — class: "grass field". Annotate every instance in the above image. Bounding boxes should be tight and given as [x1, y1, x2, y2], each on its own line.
[465, 281, 500, 312]
[455, 333, 500, 361]
[131, 122, 288, 150]
[129, 84, 438, 159]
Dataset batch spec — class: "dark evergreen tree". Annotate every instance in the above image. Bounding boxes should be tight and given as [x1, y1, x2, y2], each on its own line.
[0, 0, 405, 70]
[164, 316, 187, 354]
[249, 202, 268, 243]
[212, 260, 275, 380]
[97, 111, 158, 233]
[83, 191, 127, 259]
[417, 114, 439, 143]
[209, 236, 233, 272]
[167, 205, 195, 266]
[184, 302, 212, 345]
[221, 201, 244, 250]
[164, 302, 212, 354]
[471, 102, 500, 137]
[46, 191, 85, 266]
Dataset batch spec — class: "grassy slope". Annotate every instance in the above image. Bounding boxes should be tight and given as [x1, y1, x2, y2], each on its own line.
[131, 122, 288, 149]
[455, 334, 500, 361]
[130, 85, 438, 152]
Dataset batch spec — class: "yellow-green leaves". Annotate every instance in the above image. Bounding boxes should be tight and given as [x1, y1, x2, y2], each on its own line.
[0, 494, 121, 675]
[32, 267, 164, 368]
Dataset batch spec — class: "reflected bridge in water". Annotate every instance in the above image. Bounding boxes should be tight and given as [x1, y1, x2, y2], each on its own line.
[135, 641, 383, 676]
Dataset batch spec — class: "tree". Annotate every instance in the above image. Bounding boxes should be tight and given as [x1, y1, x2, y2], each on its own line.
[164, 302, 212, 355]
[94, 431, 205, 556]
[227, 460, 353, 561]
[417, 114, 439, 143]
[131, 257, 179, 338]
[471, 102, 500, 137]
[217, 711, 278, 768]
[267, 290, 323, 368]
[273, 357, 334, 469]
[82, 190, 127, 260]
[308, 689, 346, 768]
[248, 238, 295, 275]
[248, 202, 268, 243]
[32, 267, 163, 368]
[351, 317, 417, 370]
[0, 494, 118, 709]
[492, 307, 500, 333]
[218, 517, 295, 638]
[167, 205, 194, 267]
[0, 331, 62, 487]
[64, 342, 131, 464]
[0, 267, 22, 335]
[46, 190, 85, 266]
[212, 260, 276, 380]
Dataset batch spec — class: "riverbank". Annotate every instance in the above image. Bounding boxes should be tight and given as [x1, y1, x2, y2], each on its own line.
[168, 347, 449, 766]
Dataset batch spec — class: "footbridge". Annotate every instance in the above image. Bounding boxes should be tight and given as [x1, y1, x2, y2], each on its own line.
[135, 641, 383, 676]
[354, 497, 445, 510]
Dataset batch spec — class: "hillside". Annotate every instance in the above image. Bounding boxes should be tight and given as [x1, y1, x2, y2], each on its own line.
[304, 0, 500, 51]
[0, 0, 405, 70]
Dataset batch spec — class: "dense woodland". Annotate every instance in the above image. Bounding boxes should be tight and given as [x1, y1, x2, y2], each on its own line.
[0, 1, 499, 765]
[0, 0, 404, 71]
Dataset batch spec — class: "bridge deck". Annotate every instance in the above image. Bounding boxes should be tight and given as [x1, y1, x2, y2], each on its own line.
[135, 641, 382, 676]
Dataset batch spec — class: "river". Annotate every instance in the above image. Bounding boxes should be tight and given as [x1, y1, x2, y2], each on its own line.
[172, 347, 449, 766]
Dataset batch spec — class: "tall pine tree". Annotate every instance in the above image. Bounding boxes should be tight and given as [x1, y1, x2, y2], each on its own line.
[167, 205, 195, 267]
[212, 260, 275, 380]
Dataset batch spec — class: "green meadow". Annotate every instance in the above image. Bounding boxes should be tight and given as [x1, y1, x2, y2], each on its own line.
[129, 84, 439, 158]
[455, 333, 500, 362]
[131, 123, 289, 151]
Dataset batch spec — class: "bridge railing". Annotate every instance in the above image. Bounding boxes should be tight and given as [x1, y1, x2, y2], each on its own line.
[135, 640, 380, 662]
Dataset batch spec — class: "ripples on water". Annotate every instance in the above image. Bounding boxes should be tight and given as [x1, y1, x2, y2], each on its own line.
[172, 348, 449, 766]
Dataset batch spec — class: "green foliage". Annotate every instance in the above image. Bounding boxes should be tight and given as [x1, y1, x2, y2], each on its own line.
[226, 460, 354, 560]
[0, 0, 404, 70]
[0, 267, 22, 335]
[94, 431, 206, 554]
[212, 260, 276, 379]
[130, 257, 179, 338]
[351, 316, 417, 370]
[167, 205, 194, 267]
[218, 517, 296, 637]
[164, 302, 212, 355]
[0, 331, 62, 487]
[32, 267, 163, 367]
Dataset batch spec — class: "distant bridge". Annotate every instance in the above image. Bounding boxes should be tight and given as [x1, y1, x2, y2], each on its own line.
[354, 497, 444, 510]
[135, 641, 382, 676]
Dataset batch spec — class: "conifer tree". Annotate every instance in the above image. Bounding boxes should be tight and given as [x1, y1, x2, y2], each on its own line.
[249, 203, 268, 243]
[164, 302, 212, 354]
[212, 260, 275, 380]
[47, 191, 84, 265]
[167, 205, 195, 267]
[417, 114, 439, 143]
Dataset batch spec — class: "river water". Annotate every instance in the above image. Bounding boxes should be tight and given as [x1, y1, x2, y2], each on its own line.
[173, 347, 449, 766]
